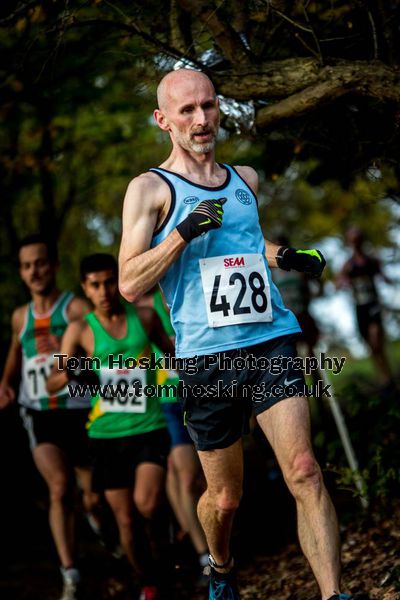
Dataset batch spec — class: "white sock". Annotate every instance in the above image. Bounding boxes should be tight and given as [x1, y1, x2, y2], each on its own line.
[86, 512, 101, 536]
[61, 567, 81, 585]
[199, 552, 209, 568]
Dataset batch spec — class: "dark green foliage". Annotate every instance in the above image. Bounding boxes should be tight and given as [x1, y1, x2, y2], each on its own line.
[322, 379, 400, 508]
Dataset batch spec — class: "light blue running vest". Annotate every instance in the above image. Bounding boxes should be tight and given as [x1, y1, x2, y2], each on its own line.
[150, 164, 300, 358]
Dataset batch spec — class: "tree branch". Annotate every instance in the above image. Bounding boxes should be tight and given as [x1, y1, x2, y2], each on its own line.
[255, 80, 350, 129]
[56, 179, 76, 232]
[52, 16, 203, 67]
[302, 3, 323, 65]
[177, 0, 249, 65]
[0, 0, 38, 26]
[366, 7, 379, 60]
[213, 58, 400, 103]
[253, 60, 400, 129]
[294, 32, 321, 60]
[213, 58, 320, 99]
[272, 8, 312, 33]
[169, 0, 193, 56]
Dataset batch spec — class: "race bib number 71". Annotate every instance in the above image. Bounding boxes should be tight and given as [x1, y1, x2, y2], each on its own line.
[200, 254, 273, 328]
[23, 354, 68, 401]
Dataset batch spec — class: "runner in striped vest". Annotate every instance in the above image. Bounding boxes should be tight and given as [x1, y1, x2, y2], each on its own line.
[0, 234, 98, 600]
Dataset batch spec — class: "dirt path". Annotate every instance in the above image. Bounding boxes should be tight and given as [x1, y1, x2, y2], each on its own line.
[1, 508, 399, 599]
[237, 514, 400, 600]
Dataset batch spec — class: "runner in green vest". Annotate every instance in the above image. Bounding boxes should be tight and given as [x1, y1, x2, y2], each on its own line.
[47, 254, 174, 600]
[137, 287, 209, 579]
[0, 234, 98, 600]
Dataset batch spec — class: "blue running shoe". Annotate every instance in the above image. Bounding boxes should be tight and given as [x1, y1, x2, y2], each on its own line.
[208, 565, 241, 600]
[327, 594, 369, 600]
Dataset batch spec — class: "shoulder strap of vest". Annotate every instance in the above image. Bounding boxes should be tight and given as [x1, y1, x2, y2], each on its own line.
[148, 169, 176, 237]
[60, 292, 75, 322]
[18, 305, 31, 341]
[84, 311, 97, 329]
[228, 164, 258, 205]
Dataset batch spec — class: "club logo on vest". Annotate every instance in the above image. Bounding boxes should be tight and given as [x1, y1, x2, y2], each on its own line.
[235, 188, 252, 205]
[183, 195, 199, 205]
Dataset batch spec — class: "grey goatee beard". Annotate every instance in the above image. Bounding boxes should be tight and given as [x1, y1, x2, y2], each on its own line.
[189, 139, 216, 154]
[174, 128, 217, 154]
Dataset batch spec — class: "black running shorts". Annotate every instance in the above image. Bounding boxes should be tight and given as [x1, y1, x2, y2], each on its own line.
[20, 407, 90, 466]
[90, 428, 170, 491]
[179, 334, 306, 451]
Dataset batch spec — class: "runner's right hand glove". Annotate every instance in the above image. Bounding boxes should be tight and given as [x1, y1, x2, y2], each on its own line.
[176, 198, 227, 243]
[276, 247, 326, 278]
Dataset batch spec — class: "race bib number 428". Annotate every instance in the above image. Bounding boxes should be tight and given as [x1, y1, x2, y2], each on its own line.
[200, 254, 273, 328]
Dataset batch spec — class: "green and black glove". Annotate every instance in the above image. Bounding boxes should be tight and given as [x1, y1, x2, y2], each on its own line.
[176, 198, 227, 243]
[276, 247, 326, 278]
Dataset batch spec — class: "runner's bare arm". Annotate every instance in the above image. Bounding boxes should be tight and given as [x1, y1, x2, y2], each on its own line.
[119, 174, 186, 303]
[264, 240, 281, 268]
[47, 320, 88, 394]
[67, 297, 91, 321]
[235, 166, 280, 268]
[0, 307, 25, 408]
[136, 307, 175, 357]
[150, 311, 175, 357]
[335, 260, 351, 289]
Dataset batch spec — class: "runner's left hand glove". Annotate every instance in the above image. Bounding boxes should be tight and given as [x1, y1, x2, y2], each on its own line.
[276, 247, 326, 278]
[176, 198, 227, 243]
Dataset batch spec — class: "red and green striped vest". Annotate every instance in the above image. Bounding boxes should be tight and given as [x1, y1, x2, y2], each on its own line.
[19, 292, 90, 410]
